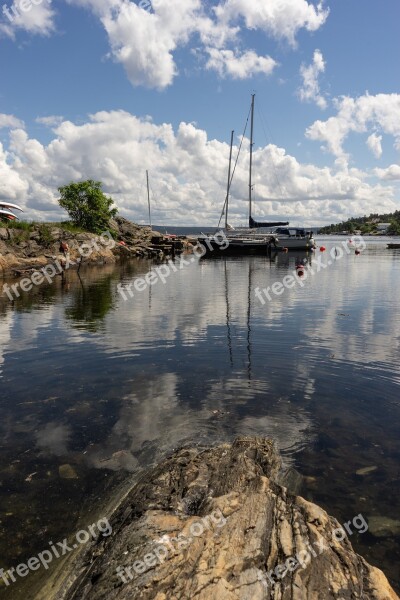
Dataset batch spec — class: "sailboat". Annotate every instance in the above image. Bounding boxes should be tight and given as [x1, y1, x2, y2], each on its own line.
[146, 170, 152, 228]
[200, 94, 315, 254]
[0, 201, 23, 221]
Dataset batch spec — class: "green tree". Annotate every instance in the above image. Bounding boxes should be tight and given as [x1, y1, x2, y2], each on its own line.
[388, 221, 400, 236]
[58, 180, 117, 234]
[360, 223, 373, 234]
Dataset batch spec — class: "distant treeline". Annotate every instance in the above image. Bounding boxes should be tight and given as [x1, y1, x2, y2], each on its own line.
[320, 211, 400, 235]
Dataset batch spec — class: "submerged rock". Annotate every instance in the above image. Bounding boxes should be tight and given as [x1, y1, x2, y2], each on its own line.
[368, 516, 400, 538]
[58, 464, 79, 479]
[47, 437, 398, 600]
[356, 465, 378, 475]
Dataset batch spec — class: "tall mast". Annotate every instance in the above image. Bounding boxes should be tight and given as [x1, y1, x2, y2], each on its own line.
[248, 93, 255, 225]
[225, 130, 234, 230]
[146, 170, 152, 228]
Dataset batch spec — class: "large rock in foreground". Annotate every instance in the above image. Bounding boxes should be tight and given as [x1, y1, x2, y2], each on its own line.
[52, 438, 398, 600]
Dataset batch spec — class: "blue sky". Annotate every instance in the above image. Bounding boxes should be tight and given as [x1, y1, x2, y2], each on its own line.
[1, 0, 400, 226]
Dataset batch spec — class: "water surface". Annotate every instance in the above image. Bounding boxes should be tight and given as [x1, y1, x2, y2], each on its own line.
[0, 237, 399, 595]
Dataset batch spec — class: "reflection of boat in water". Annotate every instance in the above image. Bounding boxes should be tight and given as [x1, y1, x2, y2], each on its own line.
[271, 250, 312, 267]
[0, 201, 23, 221]
[200, 95, 314, 255]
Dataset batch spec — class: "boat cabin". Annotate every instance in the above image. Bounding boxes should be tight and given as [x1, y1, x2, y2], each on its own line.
[273, 227, 310, 238]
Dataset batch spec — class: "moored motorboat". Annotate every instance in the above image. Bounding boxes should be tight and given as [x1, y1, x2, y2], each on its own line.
[269, 227, 315, 250]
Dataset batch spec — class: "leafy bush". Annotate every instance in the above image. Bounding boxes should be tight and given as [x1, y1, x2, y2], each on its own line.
[388, 221, 400, 236]
[38, 224, 54, 247]
[58, 180, 118, 234]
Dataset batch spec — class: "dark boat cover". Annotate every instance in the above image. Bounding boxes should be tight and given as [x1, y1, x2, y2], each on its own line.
[249, 216, 289, 229]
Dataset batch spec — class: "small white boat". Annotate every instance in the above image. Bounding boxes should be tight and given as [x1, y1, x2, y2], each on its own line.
[0, 201, 23, 212]
[0, 208, 18, 221]
[269, 227, 315, 250]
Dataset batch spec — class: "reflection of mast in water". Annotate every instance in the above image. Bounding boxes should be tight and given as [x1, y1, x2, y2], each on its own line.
[148, 269, 152, 310]
[224, 259, 234, 367]
[247, 260, 252, 381]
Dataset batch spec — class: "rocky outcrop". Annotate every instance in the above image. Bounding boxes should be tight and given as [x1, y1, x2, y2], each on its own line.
[47, 438, 398, 600]
[0, 228, 116, 276]
[0, 218, 189, 277]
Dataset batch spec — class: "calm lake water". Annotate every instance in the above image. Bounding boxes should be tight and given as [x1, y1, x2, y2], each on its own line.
[0, 236, 400, 596]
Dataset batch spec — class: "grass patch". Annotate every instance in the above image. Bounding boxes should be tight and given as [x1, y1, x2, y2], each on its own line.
[1, 220, 87, 234]
[2, 220, 35, 231]
[57, 221, 87, 234]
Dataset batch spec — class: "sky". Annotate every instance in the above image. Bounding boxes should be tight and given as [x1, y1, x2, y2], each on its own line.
[1, 0, 400, 227]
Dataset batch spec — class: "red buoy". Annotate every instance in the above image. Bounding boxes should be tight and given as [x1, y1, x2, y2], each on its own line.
[320, 246, 326, 252]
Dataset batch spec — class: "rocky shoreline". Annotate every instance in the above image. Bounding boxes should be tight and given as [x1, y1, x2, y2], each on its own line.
[0, 217, 190, 278]
[43, 437, 398, 600]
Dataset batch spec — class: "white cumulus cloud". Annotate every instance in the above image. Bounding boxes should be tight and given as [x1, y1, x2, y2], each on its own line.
[1, 109, 398, 226]
[205, 48, 277, 79]
[0, 0, 55, 38]
[36, 116, 65, 127]
[298, 49, 327, 109]
[366, 133, 382, 158]
[67, 0, 204, 89]
[214, 0, 329, 46]
[0, 114, 25, 129]
[64, 0, 329, 89]
[306, 93, 400, 157]
[374, 164, 400, 181]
